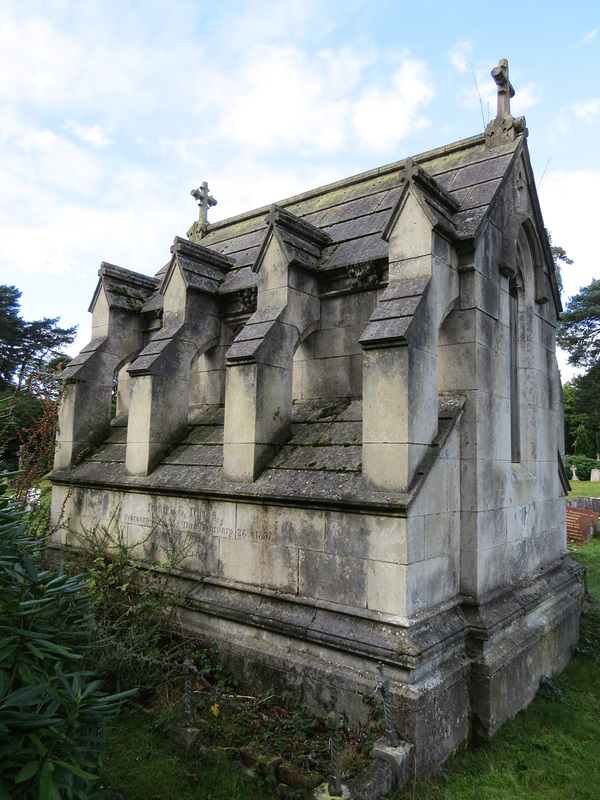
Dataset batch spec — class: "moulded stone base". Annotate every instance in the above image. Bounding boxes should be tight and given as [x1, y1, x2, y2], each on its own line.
[174, 602, 471, 778]
[170, 561, 580, 777]
[44, 542, 580, 780]
[465, 563, 582, 739]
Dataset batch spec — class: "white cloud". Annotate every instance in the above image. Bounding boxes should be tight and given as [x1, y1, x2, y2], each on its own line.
[218, 0, 326, 49]
[208, 158, 346, 222]
[539, 169, 599, 381]
[447, 40, 473, 73]
[0, 7, 203, 133]
[63, 121, 115, 147]
[578, 28, 598, 46]
[351, 59, 434, 150]
[538, 170, 599, 302]
[512, 85, 541, 112]
[15, 129, 105, 194]
[572, 98, 600, 120]
[17, 129, 59, 153]
[0, 13, 79, 107]
[204, 45, 352, 153]
[200, 47, 434, 155]
[555, 97, 600, 134]
[556, 347, 582, 383]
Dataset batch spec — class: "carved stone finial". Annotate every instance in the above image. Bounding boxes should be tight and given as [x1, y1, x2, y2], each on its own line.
[485, 59, 526, 148]
[188, 181, 217, 242]
[491, 59, 515, 117]
[192, 181, 217, 224]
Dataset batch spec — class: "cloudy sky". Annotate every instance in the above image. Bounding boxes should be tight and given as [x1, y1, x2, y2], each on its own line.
[1, 0, 598, 379]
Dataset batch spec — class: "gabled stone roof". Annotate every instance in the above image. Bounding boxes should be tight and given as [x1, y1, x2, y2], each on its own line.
[190, 133, 522, 298]
[253, 204, 331, 274]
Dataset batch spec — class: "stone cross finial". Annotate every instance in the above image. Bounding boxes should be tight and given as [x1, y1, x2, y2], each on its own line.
[491, 59, 515, 117]
[191, 181, 217, 227]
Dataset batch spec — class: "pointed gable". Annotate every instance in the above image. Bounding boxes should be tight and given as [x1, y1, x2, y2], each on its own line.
[253, 204, 331, 275]
[382, 158, 460, 246]
[159, 236, 234, 297]
[88, 263, 158, 314]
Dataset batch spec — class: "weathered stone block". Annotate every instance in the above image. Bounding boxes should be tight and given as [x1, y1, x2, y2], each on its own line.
[236, 504, 325, 551]
[219, 538, 298, 593]
[367, 561, 407, 616]
[299, 550, 367, 607]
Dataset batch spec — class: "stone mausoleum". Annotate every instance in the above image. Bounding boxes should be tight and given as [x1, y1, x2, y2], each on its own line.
[50, 61, 580, 775]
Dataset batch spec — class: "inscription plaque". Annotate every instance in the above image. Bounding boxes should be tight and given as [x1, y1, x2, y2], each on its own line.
[120, 497, 234, 538]
[566, 507, 598, 544]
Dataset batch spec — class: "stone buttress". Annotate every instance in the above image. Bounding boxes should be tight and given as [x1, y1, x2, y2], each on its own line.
[125, 238, 232, 476]
[54, 264, 157, 470]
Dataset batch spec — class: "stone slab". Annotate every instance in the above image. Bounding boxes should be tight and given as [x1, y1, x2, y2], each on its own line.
[164, 444, 223, 466]
[370, 738, 414, 784]
[270, 444, 362, 472]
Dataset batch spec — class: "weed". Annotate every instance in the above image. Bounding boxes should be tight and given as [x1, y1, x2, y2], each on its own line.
[64, 511, 198, 695]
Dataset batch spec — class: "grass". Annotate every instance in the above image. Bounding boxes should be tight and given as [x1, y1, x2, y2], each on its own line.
[392, 537, 600, 800]
[99, 681, 373, 799]
[567, 481, 600, 499]
[100, 711, 278, 800]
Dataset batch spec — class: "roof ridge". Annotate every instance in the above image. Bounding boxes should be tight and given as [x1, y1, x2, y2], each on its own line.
[203, 132, 493, 234]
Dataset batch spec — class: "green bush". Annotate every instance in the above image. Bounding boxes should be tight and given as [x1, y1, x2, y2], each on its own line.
[0, 474, 134, 799]
[565, 454, 600, 482]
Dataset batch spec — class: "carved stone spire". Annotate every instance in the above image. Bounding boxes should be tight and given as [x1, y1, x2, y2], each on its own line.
[485, 59, 526, 148]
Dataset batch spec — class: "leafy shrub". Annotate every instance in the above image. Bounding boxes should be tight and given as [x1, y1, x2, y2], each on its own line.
[0, 475, 134, 799]
[565, 455, 600, 482]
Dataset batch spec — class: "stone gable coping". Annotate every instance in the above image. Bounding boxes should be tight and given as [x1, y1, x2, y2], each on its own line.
[381, 159, 459, 246]
[158, 236, 234, 297]
[87, 262, 159, 313]
[359, 277, 430, 351]
[252, 204, 331, 275]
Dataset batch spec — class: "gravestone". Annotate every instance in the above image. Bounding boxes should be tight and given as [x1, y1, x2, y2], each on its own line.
[571, 465, 580, 481]
[566, 507, 599, 544]
[49, 60, 580, 779]
[591, 468, 600, 482]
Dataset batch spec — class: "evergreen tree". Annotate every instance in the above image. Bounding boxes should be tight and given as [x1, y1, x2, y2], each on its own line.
[548, 233, 573, 298]
[571, 361, 600, 433]
[0, 285, 76, 390]
[0, 287, 75, 470]
[557, 278, 600, 370]
[573, 423, 593, 457]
